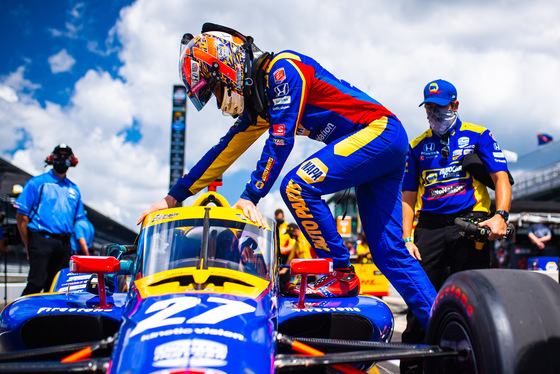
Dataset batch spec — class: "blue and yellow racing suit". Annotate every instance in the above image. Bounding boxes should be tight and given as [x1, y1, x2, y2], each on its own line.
[169, 51, 436, 328]
[403, 119, 509, 214]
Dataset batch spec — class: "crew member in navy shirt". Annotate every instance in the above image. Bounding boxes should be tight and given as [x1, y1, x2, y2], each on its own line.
[15, 144, 84, 295]
[400, 80, 512, 374]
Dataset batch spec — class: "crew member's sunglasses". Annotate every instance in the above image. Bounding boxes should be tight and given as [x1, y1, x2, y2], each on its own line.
[440, 134, 450, 158]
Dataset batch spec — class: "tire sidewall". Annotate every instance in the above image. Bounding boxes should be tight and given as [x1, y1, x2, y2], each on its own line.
[426, 270, 508, 373]
[426, 269, 560, 374]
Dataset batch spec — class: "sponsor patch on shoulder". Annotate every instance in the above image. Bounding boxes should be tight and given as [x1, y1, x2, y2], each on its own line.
[458, 137, 470, 148]
[274, 68, 286, 83]
[273, 125, 286, 136]
[273, 96, 291, 106]
[493, 151, 505, 158]
[274, 83, 289, 97]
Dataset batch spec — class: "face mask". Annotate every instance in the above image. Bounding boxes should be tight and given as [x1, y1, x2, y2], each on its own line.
[220, 86, 244, 117]
[427, 106, 457, 136]
[52, 155, 71, 174]
[53, 160, 70, 174]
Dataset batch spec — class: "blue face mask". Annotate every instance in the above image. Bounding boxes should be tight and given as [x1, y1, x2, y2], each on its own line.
[427, 106, 457, 136]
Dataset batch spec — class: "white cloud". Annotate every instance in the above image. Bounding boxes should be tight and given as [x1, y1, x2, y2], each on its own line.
[1, 66, 40, 101]
[48, 49, 76, 73]
[70, 70, 133, 130]
[2, 0, 560, 230]
[0, 85, 18, 103]
[49, 2, 85, 39]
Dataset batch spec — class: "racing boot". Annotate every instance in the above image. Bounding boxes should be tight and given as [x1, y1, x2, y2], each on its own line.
[286, 266, 360, 298]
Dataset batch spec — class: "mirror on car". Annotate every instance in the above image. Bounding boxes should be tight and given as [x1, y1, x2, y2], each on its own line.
[290, 258, 333, 275]
[70, 255, 121, 274]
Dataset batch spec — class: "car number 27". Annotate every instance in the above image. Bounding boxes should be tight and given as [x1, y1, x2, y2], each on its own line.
[130, 296, 256, 337]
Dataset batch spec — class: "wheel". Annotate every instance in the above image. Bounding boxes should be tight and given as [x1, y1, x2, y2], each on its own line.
[425, 269, 560, 374]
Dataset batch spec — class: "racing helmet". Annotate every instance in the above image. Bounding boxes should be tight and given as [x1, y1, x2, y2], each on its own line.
[179, 29, 247, 117]
[179, 23, 266, 119]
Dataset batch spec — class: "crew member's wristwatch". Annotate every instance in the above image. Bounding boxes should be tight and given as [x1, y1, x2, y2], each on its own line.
[495, 210, 509, 222]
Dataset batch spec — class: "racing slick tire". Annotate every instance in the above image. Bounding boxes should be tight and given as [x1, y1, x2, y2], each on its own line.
[425, 269, 560, 374]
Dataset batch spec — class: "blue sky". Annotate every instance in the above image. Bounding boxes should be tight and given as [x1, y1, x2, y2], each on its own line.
[1, 0, 559, 230]
[1, 1, 131, 108]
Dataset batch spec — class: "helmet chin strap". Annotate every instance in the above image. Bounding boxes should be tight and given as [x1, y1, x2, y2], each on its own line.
[220, 86, 245, 117]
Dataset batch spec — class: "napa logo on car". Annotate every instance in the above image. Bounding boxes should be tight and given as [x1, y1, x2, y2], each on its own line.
[296, 158, 328, 184]
[153, 339, 227, 367]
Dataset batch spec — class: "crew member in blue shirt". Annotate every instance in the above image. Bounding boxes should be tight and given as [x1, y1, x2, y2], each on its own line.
[15, 144, 85, 295]
[400, 79, 512, 374]
[71, 212, 94, 255]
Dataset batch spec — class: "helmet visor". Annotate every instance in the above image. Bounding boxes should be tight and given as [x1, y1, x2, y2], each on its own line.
[179, 39, 216, 111]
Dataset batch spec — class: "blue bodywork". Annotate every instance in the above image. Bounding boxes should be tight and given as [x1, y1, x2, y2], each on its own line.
[0, 200, 394, 373]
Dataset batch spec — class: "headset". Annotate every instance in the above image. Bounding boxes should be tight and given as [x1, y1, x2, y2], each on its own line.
[45, 144, 79, 167]
[451, 100, 459, 110]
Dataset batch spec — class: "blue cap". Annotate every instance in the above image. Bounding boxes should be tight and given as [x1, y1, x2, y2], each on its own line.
[419, 79, 457, 107]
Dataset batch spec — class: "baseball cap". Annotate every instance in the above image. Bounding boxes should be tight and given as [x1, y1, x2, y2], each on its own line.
[419, 79, 457, 107]
[52, 144, 74, 155]
[287, 223, 299, 233]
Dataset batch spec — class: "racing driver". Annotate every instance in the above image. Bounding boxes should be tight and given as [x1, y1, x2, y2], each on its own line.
[138, 23, 436, 329]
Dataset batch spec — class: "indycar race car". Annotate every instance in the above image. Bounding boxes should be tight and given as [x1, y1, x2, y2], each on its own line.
[0, 191, 559, 373]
